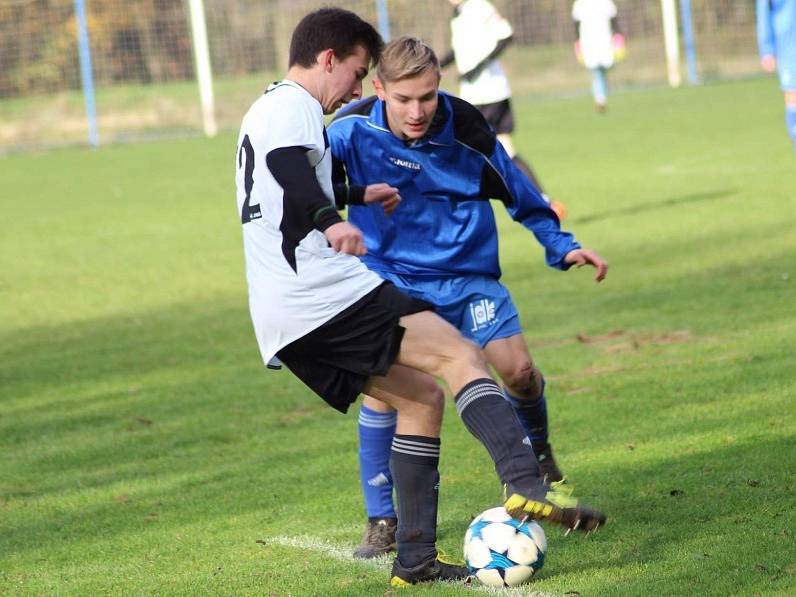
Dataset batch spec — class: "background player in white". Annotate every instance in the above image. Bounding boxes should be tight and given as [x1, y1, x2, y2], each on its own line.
[439, 0, 567, 220]
[235, 7, 605, 588]
[572, 0, 625, 113]
[758, 0, 796, 149]
[328, 36, 608, 560]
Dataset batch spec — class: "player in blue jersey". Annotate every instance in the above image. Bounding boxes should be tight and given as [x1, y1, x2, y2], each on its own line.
[757, 0, 796, 148]
[327, 36, 608, 558]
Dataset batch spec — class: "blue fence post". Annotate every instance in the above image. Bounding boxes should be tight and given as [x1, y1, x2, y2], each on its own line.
[375, 0, 391, 42]
[679, 0, 700, 84]
[74, 0, 99, 147]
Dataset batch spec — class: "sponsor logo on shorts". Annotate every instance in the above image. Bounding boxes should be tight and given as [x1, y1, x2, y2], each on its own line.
[469, 298, 497, 332]
[388, 156, 421, 170]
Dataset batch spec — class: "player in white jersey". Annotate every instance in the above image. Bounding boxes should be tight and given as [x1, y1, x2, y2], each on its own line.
[235, 8, 605, 588]
[439, 0, 567, 220]
[572, 0, 625, 113]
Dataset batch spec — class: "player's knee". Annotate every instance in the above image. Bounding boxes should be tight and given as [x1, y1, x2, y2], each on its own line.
[419, 376, 445, 409]
[502, 361, 543, 400]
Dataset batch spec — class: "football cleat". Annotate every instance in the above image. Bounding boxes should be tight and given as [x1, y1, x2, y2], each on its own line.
[353, 517, 397, 559]
[390, 554, 471, 587]
[503, 480, 606, 533]
[534, 443, 564, 483]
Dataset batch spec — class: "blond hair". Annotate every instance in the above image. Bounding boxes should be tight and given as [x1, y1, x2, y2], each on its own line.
[376, 36, 440, 83]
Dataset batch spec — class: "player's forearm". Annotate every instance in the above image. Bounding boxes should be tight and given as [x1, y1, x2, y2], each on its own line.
[331, 155, 366, 209]
[439, 49, 455, 68]
[460, 36, 512, 81]
[756, 0, 776, 56]
[332, 183, 366, 209]
[266, 146, 344, 232]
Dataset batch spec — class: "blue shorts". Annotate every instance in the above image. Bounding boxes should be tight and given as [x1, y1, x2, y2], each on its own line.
[375, 271, 522, 348]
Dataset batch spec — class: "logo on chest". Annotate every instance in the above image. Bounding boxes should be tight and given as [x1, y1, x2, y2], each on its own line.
[388, 156, 421, 171]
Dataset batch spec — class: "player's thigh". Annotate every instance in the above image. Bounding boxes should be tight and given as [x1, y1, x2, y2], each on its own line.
[785, 90, 796, 106]
[396, 310, 484, 376]
[361, 393, 396, 413]
[364, 364, 444, 436]
[483, 334, 542, 396]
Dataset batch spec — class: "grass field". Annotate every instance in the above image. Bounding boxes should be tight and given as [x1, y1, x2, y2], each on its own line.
[1, 77, 795, 596]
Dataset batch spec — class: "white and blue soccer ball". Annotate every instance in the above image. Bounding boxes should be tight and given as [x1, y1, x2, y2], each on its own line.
[463, 506, 547, 587]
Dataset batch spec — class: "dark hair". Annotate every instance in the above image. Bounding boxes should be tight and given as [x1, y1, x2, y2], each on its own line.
[289, 7, 383, 68]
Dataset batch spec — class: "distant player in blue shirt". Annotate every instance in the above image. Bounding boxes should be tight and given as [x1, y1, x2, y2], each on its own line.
[757, 0, 796, 148]
[328, 36, 608, 558]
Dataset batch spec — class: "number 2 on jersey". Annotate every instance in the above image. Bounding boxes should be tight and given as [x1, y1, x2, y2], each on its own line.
[238, 135, 262, 223]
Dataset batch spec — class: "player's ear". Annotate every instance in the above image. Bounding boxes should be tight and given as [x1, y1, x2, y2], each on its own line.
[319, 48, 335, 72]
[373, 77, 386, 100]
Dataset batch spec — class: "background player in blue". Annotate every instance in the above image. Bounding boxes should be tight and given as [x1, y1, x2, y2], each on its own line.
[328, 36, 609, 559]
[757, 0, 796, 149]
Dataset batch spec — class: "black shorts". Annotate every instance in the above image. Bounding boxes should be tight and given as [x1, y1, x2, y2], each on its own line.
[476, 98, 515, 135]
[276, 282, 433, 414]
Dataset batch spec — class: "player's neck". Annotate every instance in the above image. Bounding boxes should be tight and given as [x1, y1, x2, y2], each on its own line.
[284, 67, 321, 104]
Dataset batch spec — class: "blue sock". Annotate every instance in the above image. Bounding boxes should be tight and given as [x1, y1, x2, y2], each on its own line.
[592, 67, 608, 105]
[503, 380, 549, 453]
[358, 405, 397, 519]
[786, 105, 796, 149]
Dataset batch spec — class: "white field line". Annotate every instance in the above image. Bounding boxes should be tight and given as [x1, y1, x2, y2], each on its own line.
[260, 535, 560, 596]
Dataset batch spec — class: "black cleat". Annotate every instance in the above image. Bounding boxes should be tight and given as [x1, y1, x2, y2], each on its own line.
[504, 480, 606, 533]
[353, 517, 397, 559]
[390, 555, 471, 587]
[534, 443, 564, 483]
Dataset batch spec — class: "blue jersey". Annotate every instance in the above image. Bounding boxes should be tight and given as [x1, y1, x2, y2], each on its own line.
[327, 92, 579, 279]
[757, 0, 796, 90]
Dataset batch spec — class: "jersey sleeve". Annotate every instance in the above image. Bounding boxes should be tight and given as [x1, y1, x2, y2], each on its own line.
[572, 0, 582, 22]
[327, 116, 352, 161]
[266, 93, 325, 153]
[482, 0, 513, 42]
[487, 141, 581, 270]
[756, 0, 775, 58]
[327, 117, 367, 208]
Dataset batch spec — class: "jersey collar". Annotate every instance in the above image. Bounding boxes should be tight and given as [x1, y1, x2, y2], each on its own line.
[369, 92, 456, 147]
[266, 79, 323, 112]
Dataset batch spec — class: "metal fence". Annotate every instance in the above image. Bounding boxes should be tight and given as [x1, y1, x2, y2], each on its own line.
[0, 0, 762, 153]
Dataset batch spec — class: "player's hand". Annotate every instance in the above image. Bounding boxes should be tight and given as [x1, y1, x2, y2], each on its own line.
[564, 248, 608, 282]
[324, 221, 367, 256]
[613, 34, 626, 62]
[574, 40, 584, 64]
[364, 183, 401, 215]
[761, 54, 777, 73]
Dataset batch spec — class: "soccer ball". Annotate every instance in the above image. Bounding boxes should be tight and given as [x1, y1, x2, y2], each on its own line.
[463, 506, 547, 587]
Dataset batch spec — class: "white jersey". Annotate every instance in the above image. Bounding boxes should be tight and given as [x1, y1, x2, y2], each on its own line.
[451, 0, 513, 106]
[235, 80, 382, 365]
[573, 0, 617, 69]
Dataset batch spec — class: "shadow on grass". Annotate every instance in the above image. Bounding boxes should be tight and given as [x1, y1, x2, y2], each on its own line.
[570, 188, 737, 225]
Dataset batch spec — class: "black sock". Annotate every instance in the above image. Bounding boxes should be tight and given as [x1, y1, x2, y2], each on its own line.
[455, 378, 543, 496]
[390, 434, 440, 568]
